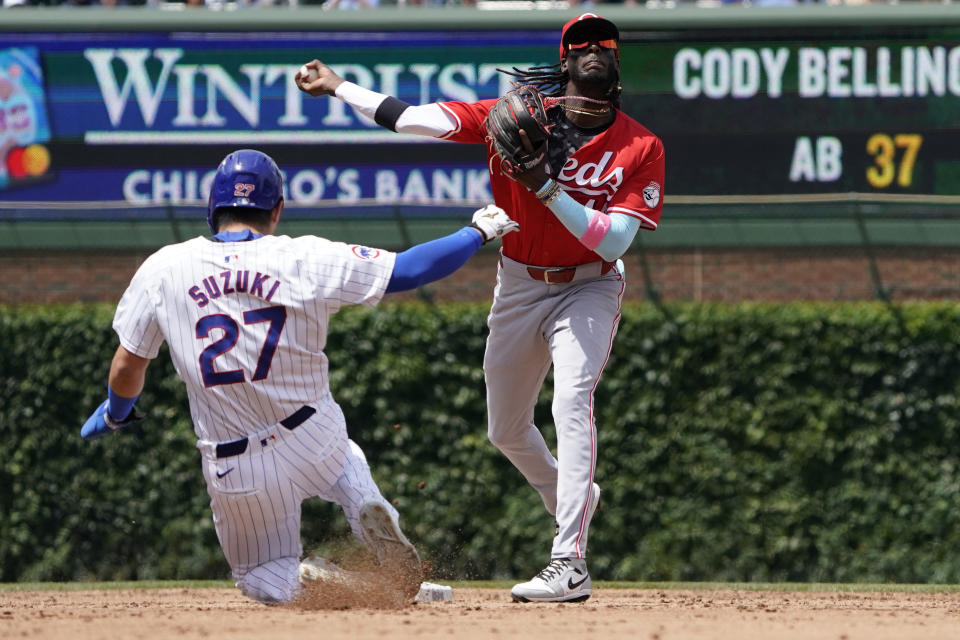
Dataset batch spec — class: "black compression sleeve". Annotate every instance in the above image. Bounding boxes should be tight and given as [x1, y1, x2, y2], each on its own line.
[374, 96, 411, 132]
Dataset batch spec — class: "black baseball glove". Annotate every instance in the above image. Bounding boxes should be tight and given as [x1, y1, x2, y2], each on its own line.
[484, 85, 551, 178]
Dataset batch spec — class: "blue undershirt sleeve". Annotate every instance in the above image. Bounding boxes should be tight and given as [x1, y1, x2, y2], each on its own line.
[385, 227, 484, 293]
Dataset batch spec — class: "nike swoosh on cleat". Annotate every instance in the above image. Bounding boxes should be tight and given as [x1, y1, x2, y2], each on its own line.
[568, 573, 589, 590]
[216, 467, 234, 478]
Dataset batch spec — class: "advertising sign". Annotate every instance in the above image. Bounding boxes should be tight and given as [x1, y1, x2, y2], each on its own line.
[2, 22, 960, 206]
[0, 31, 547, 207]
[0, 47, 52, 193]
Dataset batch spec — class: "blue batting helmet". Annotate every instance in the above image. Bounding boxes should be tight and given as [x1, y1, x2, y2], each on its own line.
[207, 149, 284, 233]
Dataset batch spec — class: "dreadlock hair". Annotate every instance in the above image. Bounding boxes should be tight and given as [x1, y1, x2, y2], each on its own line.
[497, 64, 622, 108]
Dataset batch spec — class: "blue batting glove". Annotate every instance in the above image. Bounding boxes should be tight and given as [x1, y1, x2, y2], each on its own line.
[81, 400, 113, 440]
[81, 399, 143, 440]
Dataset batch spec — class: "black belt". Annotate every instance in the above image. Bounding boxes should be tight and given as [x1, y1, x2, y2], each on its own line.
[215, 405, 316, 458]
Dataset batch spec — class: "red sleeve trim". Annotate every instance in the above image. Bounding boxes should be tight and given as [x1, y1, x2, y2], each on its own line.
[437, 103, 464, 139]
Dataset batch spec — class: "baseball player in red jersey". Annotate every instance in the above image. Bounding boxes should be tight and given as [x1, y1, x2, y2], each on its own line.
[298, 12, 664, 603]
[79, 149, 518, 605]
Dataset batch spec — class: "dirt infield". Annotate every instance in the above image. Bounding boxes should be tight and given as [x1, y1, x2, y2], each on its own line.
[2, 586, 959, 640]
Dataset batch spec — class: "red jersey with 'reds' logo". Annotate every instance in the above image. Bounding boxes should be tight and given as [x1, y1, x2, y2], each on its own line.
[438, 99, 665, 268]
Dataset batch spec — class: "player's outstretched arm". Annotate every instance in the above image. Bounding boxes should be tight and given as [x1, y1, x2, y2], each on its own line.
[296, 59, 457, 137]
[80, 346, 149, 440]
[385, 205, 518, 293]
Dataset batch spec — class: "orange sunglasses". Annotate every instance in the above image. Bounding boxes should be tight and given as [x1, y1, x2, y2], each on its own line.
[566, 39, 618, 53]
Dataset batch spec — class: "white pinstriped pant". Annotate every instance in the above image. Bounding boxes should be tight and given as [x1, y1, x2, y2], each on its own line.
[197, 400, 397, 604]
[484, 255, 625, 560]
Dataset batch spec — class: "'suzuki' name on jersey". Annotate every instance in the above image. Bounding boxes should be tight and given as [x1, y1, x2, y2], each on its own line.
[188, 270, 281, 308]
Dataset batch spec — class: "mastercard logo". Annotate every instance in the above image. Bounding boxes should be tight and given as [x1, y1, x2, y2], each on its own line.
[6, 144, 51, 178]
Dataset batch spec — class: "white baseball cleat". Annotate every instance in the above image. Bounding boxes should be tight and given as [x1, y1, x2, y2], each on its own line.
[510, 557, 591, 603]
[358, 501, 423, 599]
[358, 501, 421, 571]
[298, 555, 352, 584]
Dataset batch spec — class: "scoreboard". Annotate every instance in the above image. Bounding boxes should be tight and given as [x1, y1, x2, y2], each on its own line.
[620, 23, 960, 195]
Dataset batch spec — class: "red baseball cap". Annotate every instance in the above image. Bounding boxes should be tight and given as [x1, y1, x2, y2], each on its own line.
[559, 13, 620, 59]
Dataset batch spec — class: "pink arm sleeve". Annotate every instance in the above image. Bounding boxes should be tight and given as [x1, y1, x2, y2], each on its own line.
[580, 211, 612, 251]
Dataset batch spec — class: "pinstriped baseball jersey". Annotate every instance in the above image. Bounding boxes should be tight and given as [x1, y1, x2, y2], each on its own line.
[112, 234, 396, 442]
